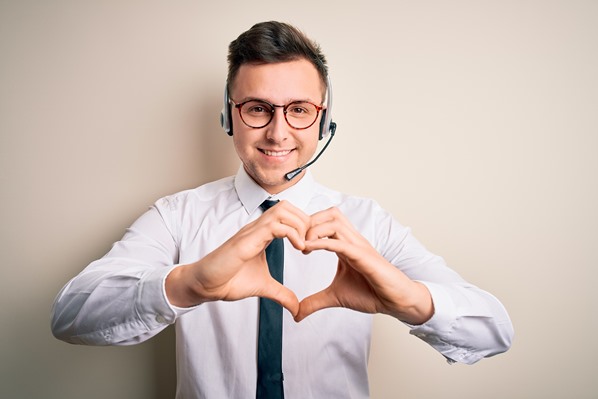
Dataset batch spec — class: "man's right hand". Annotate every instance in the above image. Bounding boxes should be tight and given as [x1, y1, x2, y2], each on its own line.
[165, 200, 309, 317]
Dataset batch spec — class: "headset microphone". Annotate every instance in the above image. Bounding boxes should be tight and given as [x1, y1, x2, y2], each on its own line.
[285, 121, 336, 180]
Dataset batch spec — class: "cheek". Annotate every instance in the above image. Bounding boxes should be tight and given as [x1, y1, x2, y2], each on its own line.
[306, 138, 319, 156]
[301, 128, 321, 154]
[232, 135, 250, 159]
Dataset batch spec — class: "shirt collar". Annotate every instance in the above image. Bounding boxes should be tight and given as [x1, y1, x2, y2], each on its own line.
[234, 166, 316, 215]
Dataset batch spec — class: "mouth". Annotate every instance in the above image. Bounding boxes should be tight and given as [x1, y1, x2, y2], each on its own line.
[259, 149, 294, 157]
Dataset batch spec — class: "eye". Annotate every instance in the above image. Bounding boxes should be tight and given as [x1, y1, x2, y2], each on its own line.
[244, 101, 272, 115]
[287, 102, 314, 117]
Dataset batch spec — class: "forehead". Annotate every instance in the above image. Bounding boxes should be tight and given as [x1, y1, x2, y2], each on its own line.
[231, 59, 325, 102]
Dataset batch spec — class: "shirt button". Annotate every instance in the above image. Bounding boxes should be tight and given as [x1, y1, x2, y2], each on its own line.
[156, 314, 167, 324]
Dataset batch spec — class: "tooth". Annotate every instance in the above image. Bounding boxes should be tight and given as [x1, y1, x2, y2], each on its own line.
[264, 150, 289, 156]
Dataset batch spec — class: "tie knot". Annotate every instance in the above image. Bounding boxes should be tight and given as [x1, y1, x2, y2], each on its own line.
[260, 199, 279, 212]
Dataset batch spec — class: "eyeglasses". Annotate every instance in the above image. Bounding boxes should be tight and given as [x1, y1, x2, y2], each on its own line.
[230, 98, 323, 130]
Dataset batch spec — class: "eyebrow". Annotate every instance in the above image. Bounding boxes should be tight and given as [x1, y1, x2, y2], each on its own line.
[237, 97, 320, 105]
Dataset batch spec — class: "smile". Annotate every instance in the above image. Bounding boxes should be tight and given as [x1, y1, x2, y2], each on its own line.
[261, 149, 293, 157]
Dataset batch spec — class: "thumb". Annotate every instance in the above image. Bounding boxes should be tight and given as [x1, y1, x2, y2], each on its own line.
[261, 280, 300, 318]
[294, 289, 337, 322]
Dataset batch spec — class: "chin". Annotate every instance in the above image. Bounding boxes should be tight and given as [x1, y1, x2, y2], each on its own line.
[245, 162, 301, 191]
[255, 171, 295, 192]
[260, 175, 288, 189]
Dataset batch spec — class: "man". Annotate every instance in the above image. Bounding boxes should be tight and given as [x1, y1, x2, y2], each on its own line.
[52, 21, 513, 398]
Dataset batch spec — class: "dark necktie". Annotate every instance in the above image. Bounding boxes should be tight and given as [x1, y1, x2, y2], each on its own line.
[256, 199, 284, 399]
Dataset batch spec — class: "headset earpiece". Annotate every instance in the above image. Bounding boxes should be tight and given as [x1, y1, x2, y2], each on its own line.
[220, 86, 233, 136]
[319, 109, 328, 140]
[318, 75, 335, 140]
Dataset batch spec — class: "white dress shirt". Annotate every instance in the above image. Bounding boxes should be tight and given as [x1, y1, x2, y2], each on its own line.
[52, 167, 513, 399]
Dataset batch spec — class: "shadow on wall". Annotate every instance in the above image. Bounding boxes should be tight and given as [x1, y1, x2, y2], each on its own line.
[150, 88, 239, 398]
[152, 325, 177, 398]
[196, 85, 240, 185]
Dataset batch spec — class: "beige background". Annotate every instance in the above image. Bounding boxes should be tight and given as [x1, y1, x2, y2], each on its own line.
[1, 1, 596, 398]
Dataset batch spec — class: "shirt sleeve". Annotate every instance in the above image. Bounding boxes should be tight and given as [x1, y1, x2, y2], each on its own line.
[50, 200, 189, 346]
[373, 201, 514, 364]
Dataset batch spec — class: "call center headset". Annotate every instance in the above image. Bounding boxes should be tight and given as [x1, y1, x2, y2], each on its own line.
[220, 74, 337, 180]
[220, 74, 336, 139]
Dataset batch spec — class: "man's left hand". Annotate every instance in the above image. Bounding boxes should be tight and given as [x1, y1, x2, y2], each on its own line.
[295, 207, 434, 324]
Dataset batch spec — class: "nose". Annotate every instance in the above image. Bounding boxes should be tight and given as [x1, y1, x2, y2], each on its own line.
[265, 108, 289, 143]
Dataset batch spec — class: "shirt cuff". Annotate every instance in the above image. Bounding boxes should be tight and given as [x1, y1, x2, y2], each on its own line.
[136, 265, 198, 329]
[406, 281, 466, 364]
[408, 281, 458, 334]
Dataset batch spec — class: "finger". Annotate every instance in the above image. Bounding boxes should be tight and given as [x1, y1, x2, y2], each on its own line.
[264, 200, 311, 232]
[308, 206, 340, 225]
[307, 207, 357, 242]
[294, 288, 337, 322]
[262, 221, 306, 251]
[305, 222, 339, 241]
[303, 236, 348, 255]
[276, 200, 312, 227]
[305, 233, 380, 258]
[261, 201, 311, 247]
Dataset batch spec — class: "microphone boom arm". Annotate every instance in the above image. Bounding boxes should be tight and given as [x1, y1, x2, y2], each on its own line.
[285, 122, 336, 181]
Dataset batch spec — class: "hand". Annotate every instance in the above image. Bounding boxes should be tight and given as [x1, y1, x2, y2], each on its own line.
[295, 207, 434, 324]
[166, 201, 310, 317]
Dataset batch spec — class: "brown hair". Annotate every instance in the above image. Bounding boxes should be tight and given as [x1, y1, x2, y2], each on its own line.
[227, 21, 328, 93]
